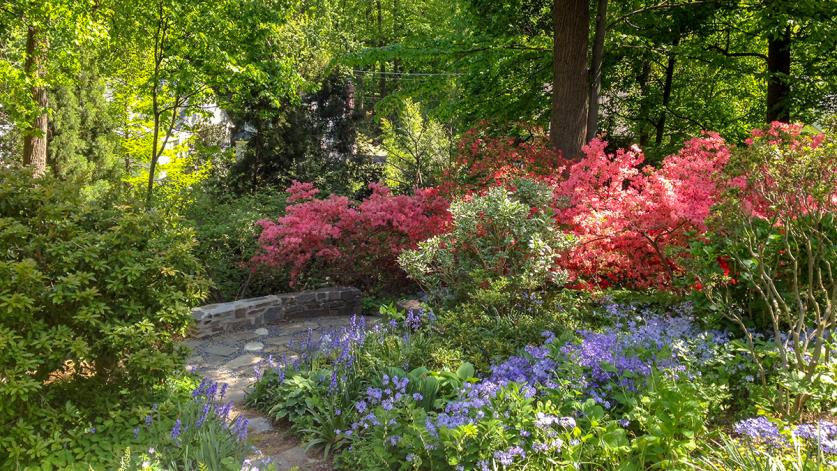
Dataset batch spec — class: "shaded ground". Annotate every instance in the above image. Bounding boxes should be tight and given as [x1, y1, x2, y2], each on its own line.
[182, 315, 373, 470]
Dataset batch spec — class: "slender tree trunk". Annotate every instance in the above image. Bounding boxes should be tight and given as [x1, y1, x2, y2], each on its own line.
[23, 26, 48, 176]
[376, 0, 386, 99]
[146, 0, 167, 209]
[550, 0, 589, 159]
[586, 0, 608, 142]
[655, 36, 679, 146]
[766, 25, 791, 122]
[637, 61, 651, 147]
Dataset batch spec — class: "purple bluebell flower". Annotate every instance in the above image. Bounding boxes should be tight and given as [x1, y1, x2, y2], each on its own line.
[170, 419, 182, 440]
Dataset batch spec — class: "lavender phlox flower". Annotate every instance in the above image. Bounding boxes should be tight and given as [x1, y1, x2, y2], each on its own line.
[494, 446, 525, 466]
[145, 415, 153, 426]
[734, 417, 785, 448]
[532, 438, 563, 453]
[367, 387, 383, 403]
[133, 427, 139, 439]
[794, 421, 837, 454]
[559, 417, 576, 429]
[412, 392, 423, 401]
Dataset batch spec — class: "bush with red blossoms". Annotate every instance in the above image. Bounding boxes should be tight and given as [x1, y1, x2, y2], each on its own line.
[439, 129, 562, 197]
[553, 135, 731, 289]
[252, 181, 450, 291]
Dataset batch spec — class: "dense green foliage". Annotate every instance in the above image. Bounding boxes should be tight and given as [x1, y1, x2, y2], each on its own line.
[399, 180, 573, 305]
[187, 189, 288, 302]
[0, 169, 208, 465]
[0, 0, 835, 469]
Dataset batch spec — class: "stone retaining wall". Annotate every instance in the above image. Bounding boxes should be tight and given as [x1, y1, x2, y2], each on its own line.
[191, 287, 362, 338]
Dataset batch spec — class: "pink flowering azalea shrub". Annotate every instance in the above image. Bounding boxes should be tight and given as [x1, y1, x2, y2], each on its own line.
[553, 135, 731, 289]
[252, 181, 450, 291]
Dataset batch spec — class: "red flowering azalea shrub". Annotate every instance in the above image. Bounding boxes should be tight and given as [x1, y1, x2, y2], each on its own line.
[554, 135, 731, 289]
[252, 181, 450, 291]
[440, 129, 562, 196]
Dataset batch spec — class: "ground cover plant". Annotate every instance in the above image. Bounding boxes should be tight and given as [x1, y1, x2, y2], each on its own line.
[247, 302, 837, 470]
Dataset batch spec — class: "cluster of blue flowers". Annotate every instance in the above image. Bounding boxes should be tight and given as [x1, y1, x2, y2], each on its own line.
[331, 303, 741, 468]
[559, 303, 727, 407]
[137, 377, 247, 446]
[734, 416, 837, 455]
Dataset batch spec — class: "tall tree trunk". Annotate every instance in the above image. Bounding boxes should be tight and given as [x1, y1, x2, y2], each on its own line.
[586, 0, 608, 142]
[550, 0, 590, 159]
[637, 61, 651, 147]
[655, 36, 679, 146]
[376, 0, 386, 100]
[766, 25, 791, 122]
[23, 26, 48, 176]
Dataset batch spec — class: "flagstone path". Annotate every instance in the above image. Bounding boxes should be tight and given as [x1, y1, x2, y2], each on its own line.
[181, 314, 375, 470]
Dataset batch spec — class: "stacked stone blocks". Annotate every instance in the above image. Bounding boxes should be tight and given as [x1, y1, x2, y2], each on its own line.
[191, 287, 361, 338]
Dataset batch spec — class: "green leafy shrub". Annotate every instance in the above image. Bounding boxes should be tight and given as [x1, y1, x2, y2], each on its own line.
[398, 179, 574, 306]
[0, 169, 208, 465]
[186, 189, 288, 302]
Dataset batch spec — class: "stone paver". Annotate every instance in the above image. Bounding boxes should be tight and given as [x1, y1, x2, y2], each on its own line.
[204, 343, 239, 356]
[182, 314, 375, 471]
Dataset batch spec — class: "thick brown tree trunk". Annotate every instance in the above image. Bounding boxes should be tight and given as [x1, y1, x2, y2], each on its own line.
[586, 0, 608, 142]
[550, 0, 590, 159]
[766, 25, 791, 122]
[23, 26, 48, 176]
